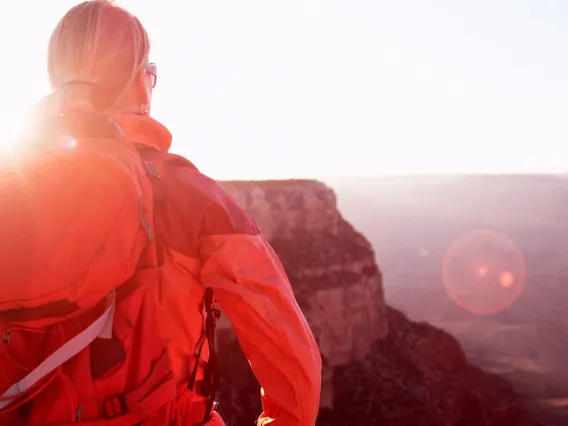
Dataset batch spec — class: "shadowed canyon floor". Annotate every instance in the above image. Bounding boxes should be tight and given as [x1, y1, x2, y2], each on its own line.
[327, 174, 568, 425]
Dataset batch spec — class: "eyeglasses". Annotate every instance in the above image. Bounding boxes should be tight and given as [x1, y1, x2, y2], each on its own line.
[145, 62, 157, 88]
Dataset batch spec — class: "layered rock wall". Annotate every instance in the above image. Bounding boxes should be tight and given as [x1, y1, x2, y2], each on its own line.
[222, 180, 388, 366]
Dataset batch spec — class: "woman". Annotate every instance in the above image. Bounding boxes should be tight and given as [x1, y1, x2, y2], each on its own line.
[12, 1, 321, 425]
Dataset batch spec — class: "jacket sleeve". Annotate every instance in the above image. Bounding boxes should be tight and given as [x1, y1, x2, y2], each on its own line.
[197, 180, 322, 426]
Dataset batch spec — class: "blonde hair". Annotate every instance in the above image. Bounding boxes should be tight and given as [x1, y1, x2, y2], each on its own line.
[46, 0, 150, 112]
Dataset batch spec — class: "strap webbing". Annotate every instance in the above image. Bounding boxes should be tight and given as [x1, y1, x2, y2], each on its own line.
[201, 289, 220, 420]
[0, 292, 116, 410]
[186, 288, 221, 422]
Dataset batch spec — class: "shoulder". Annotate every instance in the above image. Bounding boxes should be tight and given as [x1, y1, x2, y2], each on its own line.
[156, 153, 261, 237]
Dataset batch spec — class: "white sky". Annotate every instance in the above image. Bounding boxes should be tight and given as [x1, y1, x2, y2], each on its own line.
[1, 1, 568, 180]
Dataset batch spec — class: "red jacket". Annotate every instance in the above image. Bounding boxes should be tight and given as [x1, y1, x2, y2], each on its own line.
[112, 114, 322, 426]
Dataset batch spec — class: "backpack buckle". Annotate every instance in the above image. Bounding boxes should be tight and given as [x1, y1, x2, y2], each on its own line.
[0, 328, 12, 346]
[102, 395, 128, 418]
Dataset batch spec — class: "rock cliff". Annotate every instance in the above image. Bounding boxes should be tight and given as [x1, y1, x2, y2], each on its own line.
[216, 180, 539, 426]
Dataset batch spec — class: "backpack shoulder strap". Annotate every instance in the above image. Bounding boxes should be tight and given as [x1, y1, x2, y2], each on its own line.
[0, 293, 115, 411]
[136, 147, 221, 423]
[187, 287, 221, 421]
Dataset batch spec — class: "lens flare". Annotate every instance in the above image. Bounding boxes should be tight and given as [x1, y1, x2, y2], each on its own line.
[477, 266, 488, 277]
[499, 271, 515, 288]
[442, 230, 526, 315]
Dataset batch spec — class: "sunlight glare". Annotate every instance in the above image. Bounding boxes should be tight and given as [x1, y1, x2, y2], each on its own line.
[0, 106, 29, 153]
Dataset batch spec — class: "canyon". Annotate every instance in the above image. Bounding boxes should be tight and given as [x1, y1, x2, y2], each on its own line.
[216, 179, 540, 426]
[328, 174, 568, 426]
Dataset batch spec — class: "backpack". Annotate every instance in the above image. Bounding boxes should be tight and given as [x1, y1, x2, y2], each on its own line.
[0, 113, 177, 425]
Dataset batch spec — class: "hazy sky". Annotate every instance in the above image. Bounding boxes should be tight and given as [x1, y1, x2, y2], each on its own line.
[2, 1, 568, 179]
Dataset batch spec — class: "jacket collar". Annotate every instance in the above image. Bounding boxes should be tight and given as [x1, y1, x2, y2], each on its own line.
[110, 114, 172, 152]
